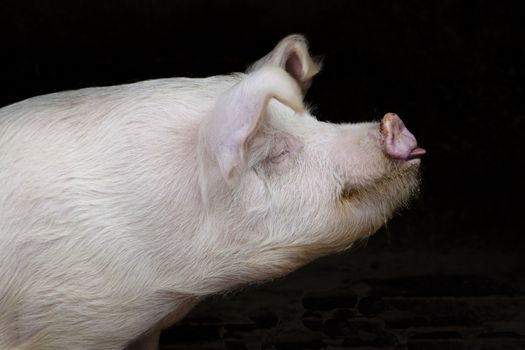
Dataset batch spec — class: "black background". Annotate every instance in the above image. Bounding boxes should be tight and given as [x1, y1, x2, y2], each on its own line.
[1, 1, 523, 349]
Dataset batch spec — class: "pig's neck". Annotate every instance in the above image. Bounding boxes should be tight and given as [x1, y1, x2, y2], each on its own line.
[128, 134, 289, 297]
[115, 81, 311, 317]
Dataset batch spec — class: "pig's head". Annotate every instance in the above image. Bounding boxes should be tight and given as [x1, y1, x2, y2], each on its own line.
[197, 35, 424, 282]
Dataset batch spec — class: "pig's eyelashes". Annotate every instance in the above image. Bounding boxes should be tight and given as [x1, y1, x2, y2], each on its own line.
[269, 149, 290, 164]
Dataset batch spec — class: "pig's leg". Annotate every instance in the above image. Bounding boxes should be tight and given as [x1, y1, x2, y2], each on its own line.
[124, 331, 160, 350]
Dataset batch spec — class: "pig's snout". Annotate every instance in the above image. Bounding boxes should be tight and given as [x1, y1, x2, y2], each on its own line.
[380, 113, 426, 162]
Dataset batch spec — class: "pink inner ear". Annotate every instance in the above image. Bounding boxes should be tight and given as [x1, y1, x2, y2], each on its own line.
[285, 51, 304, 83]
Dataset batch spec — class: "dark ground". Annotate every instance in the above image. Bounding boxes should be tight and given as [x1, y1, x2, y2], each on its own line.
[0, 1, 524, 349]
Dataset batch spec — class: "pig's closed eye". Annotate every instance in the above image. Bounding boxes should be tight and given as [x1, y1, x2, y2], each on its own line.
[270, 149, 290, 164]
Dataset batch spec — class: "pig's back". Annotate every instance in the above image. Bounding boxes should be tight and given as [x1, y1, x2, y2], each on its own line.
[0, 74, 243, 139]
[0, 73, 242, 228]
[0, 72, 243, 251]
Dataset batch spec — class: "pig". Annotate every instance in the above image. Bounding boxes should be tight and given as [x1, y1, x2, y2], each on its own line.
[0, 35, 424, 350]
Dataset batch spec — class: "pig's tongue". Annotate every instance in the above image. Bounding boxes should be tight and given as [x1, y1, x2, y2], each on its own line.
[381, 113, 426, 161]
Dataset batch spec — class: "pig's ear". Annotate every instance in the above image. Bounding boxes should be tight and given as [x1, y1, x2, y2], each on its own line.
[248, 34, 321, 93]
[200, 66, 304, 182]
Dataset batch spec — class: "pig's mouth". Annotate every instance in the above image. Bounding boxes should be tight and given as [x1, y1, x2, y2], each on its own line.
[406, 147, 426, 161]
[380, 113, 426, 163]
[340, 161, 420, 202]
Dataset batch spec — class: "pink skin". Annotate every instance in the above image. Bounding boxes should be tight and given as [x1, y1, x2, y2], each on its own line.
[380, 113, 426, 163]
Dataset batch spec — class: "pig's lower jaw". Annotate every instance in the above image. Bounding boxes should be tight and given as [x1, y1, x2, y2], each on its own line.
[236, 165, 421, 281]
[338, 163, 421, 242]
[134, 169, 420, 347]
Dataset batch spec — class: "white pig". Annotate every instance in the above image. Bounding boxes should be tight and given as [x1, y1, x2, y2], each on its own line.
[0, 35, 425, 350]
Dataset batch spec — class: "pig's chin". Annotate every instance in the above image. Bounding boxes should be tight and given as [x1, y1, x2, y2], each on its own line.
[340, 161, 421, 238]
